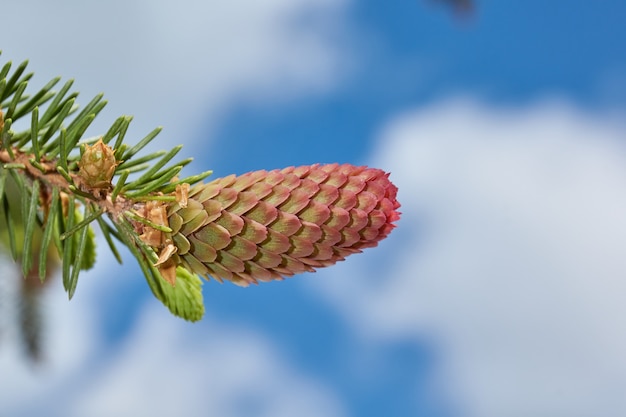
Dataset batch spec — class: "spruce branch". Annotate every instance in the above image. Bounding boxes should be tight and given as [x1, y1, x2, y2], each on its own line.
[0, 52, 401, 322]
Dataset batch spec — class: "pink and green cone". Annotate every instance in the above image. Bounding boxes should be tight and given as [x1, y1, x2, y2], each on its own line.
[159, 163, 401, 286]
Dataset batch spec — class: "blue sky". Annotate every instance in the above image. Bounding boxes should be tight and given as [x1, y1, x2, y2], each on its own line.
[2, 1, 626, 416]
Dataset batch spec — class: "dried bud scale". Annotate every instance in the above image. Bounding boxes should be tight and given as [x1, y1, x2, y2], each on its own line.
[164, 163, 400, 286]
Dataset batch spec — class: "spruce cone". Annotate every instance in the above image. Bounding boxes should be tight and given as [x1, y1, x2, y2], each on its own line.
[164, 163, 400, 286]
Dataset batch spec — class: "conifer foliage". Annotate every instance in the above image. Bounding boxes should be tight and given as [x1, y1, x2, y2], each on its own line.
[0, 53, 400, 322]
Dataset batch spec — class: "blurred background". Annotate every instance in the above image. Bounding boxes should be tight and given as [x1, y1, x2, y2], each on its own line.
[2, 1, 626, 416]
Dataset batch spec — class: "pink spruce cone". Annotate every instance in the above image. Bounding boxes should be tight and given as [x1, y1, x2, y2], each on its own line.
[166, 163, 400, 286]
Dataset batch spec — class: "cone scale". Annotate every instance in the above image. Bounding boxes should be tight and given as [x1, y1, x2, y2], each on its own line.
[161, 163, 400, 286]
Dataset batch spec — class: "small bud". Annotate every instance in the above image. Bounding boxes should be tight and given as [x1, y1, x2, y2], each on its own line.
[0, 109, 4, 133]
[78, 139, 117, 189]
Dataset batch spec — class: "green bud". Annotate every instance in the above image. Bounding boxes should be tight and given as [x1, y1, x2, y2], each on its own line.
[78, 139, 117, 189]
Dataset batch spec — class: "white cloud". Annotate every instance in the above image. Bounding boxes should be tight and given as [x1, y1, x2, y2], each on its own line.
[67, 305, 346, 417]
[0, 257, 346, 417]
[309, 98, 626, 416]
[3, 0, 349, 154]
